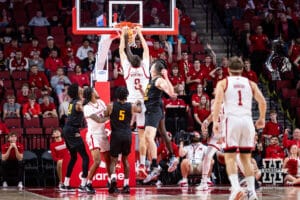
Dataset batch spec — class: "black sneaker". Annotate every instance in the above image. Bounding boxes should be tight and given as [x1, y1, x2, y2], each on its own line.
[108, 178, 118, 194]
[86, 183, 96, 194]
[59, 184, 76, 192]
[78, 185, 86, 193]
[122, 185, 130, 194]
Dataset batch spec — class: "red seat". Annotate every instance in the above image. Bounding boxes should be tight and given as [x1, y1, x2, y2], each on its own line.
[190, 43, 204, 55]
[24, 135, 47, 150]
[0, 71, 11, 79]
[281, 88, 297, 101]
[275, 80, 292, 93]
[23, 118, 41, 128]
[290, 97, 300, 108]
[25, 127, 43, 135]
[4, 118, 22, 128]
[9, 127, 24, 136]
[11, 71, 28, 80]
[44, 127, 62, 135]
[42, 117, 59, 128]
[3, 79, 13, 89]
[14, 80, 29, 90]
[50, 26, 64, 38]
[174, 43, 189, 54]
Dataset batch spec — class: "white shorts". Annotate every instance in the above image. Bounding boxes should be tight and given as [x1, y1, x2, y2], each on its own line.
[222, 115, 255, 151]
[86, 133, 110, 152]
[208, 135, 225, 151]
[129, 100, 146, 128]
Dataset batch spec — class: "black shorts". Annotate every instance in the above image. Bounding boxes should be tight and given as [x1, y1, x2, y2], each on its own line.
[110, 133, 132, 157]
[63, 125, 84, 149]
[144, 106, 163, 128]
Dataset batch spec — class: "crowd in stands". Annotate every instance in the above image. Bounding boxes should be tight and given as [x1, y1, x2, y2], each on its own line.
[0, 0, 299, 187]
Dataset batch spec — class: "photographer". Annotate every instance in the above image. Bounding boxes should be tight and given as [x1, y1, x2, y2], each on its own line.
[178, 131, 207, 187]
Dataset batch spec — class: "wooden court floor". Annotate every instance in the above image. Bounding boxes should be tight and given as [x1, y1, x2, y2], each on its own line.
[0, 185, 297, 200]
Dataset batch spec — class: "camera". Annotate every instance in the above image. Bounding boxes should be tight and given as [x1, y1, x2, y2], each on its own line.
[176, 130, 200, 146]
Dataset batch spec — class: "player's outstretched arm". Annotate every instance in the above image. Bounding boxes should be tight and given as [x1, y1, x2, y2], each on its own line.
[136, 26, 149, 61]
[251, 81, 266, 129]
[119, 27, 127, 64]
[157, 69, 176, 98]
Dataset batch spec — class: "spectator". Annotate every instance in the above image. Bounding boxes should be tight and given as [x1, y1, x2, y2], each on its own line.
[177, 41, 193, 78]
[40, 95, 58, 118]
[50, 128, 68, 190]
[0, 50, 8, 70]
[28, 65, 52, 91]
[50, 67, 71, 103]
[283, 128, 300, 149]
[41, 36, 61, 59]
[25, 37, 41, 59]
[81, 50, 95, 72]
[0, 120, 9, 134]
[28, 50, 44, 71]
[209, 67, 226, 88]
[149, 40, 164, 61]
[69, 65, 90, 87]
[242, 58, 258, 83]
[224, 0, 243, 30]
[22, 94, 41, 120]
[28, 10, 50, 27]
[156, 132, 180, 186]
[112, 60, 126, 91]
[262, 110, 282, 140]
[0, 8, 11, 27]
[191, 83, 209, 108]
[76, 38, 93, 61]
[16, 25, 31, 44]
[277, 13, 299, 50]
[1, 132, 24, 189]
[0, 79, 6, 105]
[261, 13, 276, 40]
[288, 36, 300, 64]
[8, 50, 29, 72]
[283, 144, 300, 185]
[44, 49, 64, 74]
[5, 37, 20, 59]
[178, 131, 208, 187]
[265, 136, 285, 159]
[63, 48, 80, 72]
[37, 88, 54, 104]
[193, 95, 211, 132]
[3, 94, 21, 119]
[186, 59, 206, 95]
[58, 84, 70, 126]
[186, 30, 201, 46]
[17, 83, 31, 104]
[238, 22, 251, 58]
[60, 36, 76, 59]
[168, 63, 185, 91]
[149, 16, 165, 28]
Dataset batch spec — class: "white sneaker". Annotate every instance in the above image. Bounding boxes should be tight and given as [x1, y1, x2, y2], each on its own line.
[168, 156, 179, 172]
[18, 182, 23, 190]
[229, 188, 246, 200]
[155, 180, 162, 187]
[2, 181, 8, 188]
[143, 167, 161, 184]
[178, 179, 188, 187]
[248, 190, 258, 200]
[196, 182, 208, 190]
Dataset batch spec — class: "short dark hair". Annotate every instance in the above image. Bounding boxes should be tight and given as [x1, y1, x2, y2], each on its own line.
[151, 59, 167, 74]
[115, 86, 129, 101]
[68, 83, 79, 99]
[83, 87, 93, 105]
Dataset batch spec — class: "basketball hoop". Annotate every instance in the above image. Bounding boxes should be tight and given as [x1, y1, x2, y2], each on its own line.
[114, 21, 141, 47]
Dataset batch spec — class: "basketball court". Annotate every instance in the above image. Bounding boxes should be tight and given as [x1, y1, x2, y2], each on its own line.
[0, 186, 296, 200]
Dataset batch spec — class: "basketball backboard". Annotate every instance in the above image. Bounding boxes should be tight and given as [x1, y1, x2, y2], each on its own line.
[72, 0, 178, 35]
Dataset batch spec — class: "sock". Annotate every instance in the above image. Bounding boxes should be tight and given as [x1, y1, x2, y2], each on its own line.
[140, 156, 146, 165]
[64, 177, 70, 186]
[81, 178, 87, 187]
[124, 179, 129, 187]
[228, 174, 240, 189]
[202, 174, 208, 183]
[87, 180, 92, 184]
[245, 176, 255, 192]
[111, 174, 117, 180]
[182, 178, 188, 182]
[151, 159, 157, 168]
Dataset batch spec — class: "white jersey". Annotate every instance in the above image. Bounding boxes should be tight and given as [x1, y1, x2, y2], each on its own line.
[122, 57, 150, 102]
[223, 76, 253, 117]
[183, 143, 207, 165]
[83, 99, 106, 135]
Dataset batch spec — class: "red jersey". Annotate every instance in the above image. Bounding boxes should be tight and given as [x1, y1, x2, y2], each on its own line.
[22, 102, 41, 116]
[186, 68, 206, 91]
[0, 122, 9, 134]
[200, 63, 215, 80]
[40, 102, 56, 113]
[194, 107, 211, 122]
[1, 142, 24, 160]
[70, 73, 90, 87]
[157, 142, 179, 160]
[5, 46, 20, 58]
[149, 46, 164, 59]
[113, 63, 126, 87]
[50, 140, 68, 162]
[164, 98, 187, 109]
[177, 59, 193, 78]
[250, 34, 268, 51]
[242, 70, 258, 83]
[29, 72, 50, 89]
[44, 57, 64, 72]
[191, 93, 209, 106]
[17, 94, 29, 105]
[168, 74, 185, 87]
[265, 144, 285, 159]
[290, 44, 300, 62]
[283, 134, 300, 149]
[262, 121, 281, 136]
[63, 56, 80, 72]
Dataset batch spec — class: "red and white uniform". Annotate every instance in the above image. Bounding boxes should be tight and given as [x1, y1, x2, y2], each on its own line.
[50, 140, 68, 162]
[223, 76, 255, 150]
[83, 99, 109, 152]
[123, 57, 150, 128]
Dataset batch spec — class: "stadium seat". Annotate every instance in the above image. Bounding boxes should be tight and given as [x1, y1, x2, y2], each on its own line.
[25, 128, 43, 135]
[11, 71, 28, 80]
[4, 118, 22, 128]
[0, 70, 11, 79]
[41, 150, 57, 186]
[190, 43, 205, 55]
[275, 80, 292, 93]
[14, 80, 29, 90]
[23, 118, 41, 128]
[3, 79, 13, 89]
[23, 150, 40, 186]
[8, 127, 24, 136]
[42, 117, 59, 128]
[281, 88, 297, 101]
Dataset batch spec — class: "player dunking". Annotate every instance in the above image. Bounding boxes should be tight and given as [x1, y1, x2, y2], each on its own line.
[83, 87, 110, 194]
[105, 86, 142, 194]
[119, 26, 150, 178]
[143, 59, 177, 183]
[61, 83, 90, 192]
[213, 57, 266, 200]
